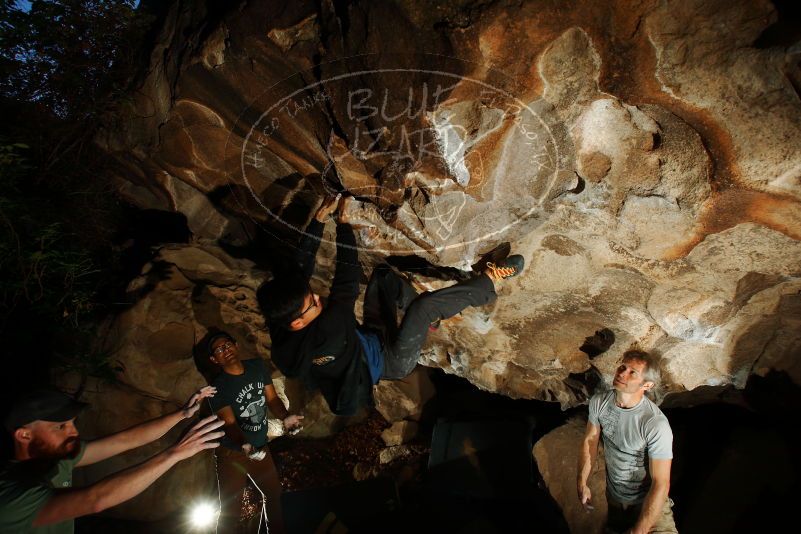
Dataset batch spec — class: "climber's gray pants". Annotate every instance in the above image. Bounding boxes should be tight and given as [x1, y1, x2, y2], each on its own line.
[362, 264, 497, 379]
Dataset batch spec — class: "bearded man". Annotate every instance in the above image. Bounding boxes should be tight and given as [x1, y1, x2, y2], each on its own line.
[0, 387, 223, 533]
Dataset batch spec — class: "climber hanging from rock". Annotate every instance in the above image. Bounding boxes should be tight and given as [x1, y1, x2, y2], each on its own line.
[257, 194, 526, 416]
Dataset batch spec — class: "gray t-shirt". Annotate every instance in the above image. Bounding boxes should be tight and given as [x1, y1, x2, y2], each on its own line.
[589, 390, 673, 504]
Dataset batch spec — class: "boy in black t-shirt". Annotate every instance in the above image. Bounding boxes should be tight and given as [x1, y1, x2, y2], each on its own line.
[207, 331, 302, 534]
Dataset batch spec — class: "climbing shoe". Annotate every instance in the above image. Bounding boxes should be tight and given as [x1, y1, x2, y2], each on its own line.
[485, 254, 525, 281]
[471, 242, 512, 273]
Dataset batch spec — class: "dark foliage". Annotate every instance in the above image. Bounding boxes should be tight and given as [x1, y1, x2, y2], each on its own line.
[0, 0, 155, 401]
[0, 0, 150, 119]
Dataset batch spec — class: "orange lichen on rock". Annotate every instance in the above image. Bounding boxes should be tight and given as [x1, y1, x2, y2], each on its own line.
[665, 189, 801, 260]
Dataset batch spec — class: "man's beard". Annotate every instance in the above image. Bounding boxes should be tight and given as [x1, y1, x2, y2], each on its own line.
[30, 436, 80, 460]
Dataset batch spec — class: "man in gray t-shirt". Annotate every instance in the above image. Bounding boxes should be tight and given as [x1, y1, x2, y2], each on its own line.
[577, 350, 677, 533]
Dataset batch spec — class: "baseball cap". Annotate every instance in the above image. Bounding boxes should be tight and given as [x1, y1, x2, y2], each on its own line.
[4, 389, 88, 433]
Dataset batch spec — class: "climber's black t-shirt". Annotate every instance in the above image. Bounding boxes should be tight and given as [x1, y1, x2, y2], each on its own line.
[209, 358, 273, 449]
[269, 220, 373, 416]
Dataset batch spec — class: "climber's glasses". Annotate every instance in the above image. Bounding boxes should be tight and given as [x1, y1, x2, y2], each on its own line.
[212, 341, 235, 355]
[297, 293, 318, 317]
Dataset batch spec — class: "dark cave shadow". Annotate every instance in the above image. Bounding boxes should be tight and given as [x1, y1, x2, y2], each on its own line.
[562, 327, 616, 403]
[414, 369, 574, 533]
[207, 173, 333, 274]
[754, 0, 801, 48]
[120, 260, 174, 309]
[666, 371, 801, 533]
[104, 208, 192, 312]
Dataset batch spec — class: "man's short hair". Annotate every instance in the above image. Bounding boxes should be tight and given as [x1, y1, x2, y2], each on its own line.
[257, 273, 311, 329]
[622, 349, 661, 390]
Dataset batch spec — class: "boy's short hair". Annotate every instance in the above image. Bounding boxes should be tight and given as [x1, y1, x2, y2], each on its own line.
[257, 273, 311, 328]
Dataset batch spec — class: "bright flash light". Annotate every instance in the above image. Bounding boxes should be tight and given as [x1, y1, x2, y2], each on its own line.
[189, 501, 218, 529]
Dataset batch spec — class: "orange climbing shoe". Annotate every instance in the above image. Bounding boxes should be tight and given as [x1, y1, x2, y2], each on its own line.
[484, 254, 525, 282]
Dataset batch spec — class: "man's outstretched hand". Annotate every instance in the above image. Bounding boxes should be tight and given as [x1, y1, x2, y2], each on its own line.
[169, 415, 224, 462]
[181, 386, 217, 419]
[315, 193, 342, 222]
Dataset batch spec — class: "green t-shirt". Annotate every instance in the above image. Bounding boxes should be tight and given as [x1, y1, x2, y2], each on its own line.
[0, 441, 86, 533]
[209, 358, 273, 449]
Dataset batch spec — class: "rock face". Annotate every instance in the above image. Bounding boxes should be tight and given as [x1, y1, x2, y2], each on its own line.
[59, 242, 357, 519]
[98, 0, 801, 446]
[381, 421, 420, 447]
[533, 417, 607, 534]
[91, 242, 349, 430]
[373, 367, 436, 423]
